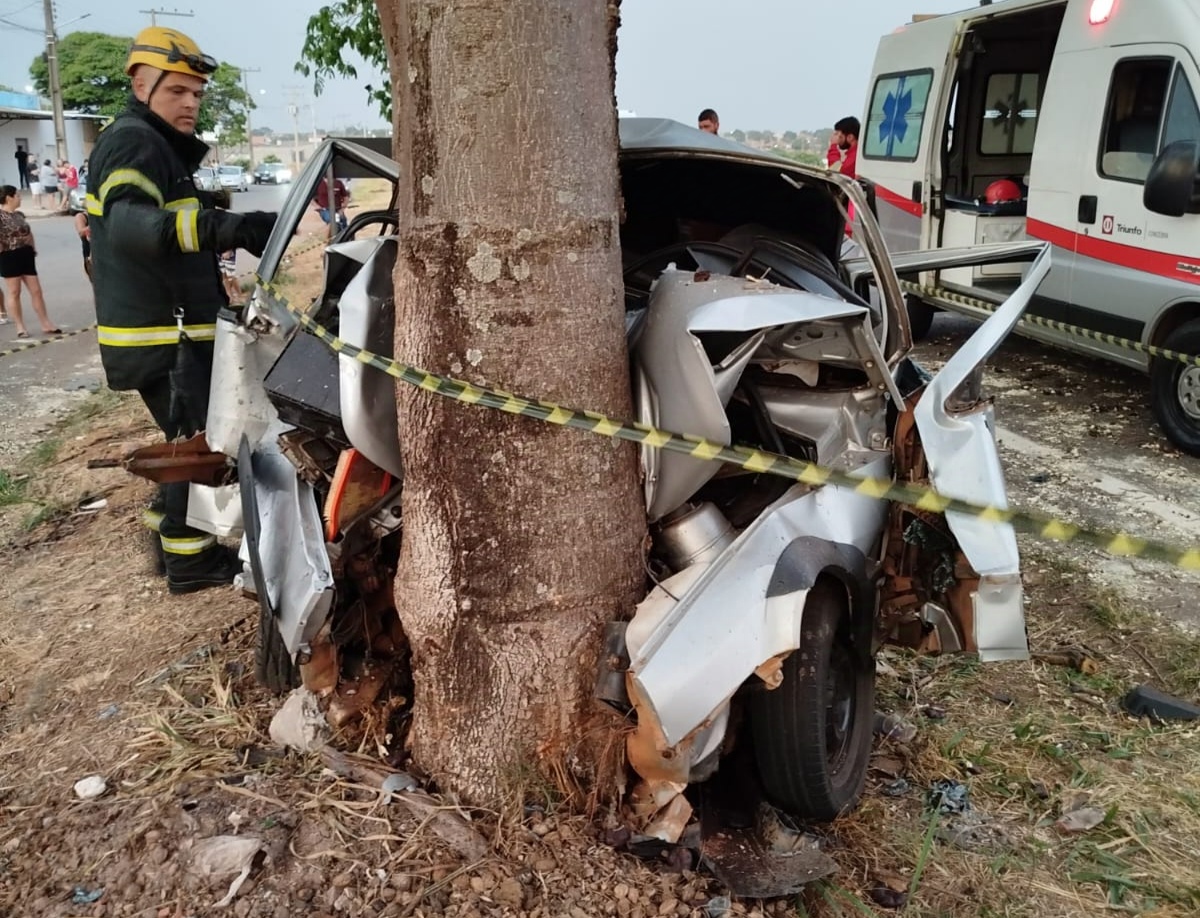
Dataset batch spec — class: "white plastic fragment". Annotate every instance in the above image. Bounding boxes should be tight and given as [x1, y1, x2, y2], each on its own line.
[268, 688, 331, 753]
[73, 775, 107, 799]
[189, 835, 265, 907]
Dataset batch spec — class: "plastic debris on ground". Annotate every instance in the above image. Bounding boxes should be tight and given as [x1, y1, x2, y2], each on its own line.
[1055, 805, 1107, 834]
[72, 775, 107, 800]
[71, 886, 104, 905]
[268, 687, 331, 753]
[927, 779, 970, 815]
[188, 835, 265, 907]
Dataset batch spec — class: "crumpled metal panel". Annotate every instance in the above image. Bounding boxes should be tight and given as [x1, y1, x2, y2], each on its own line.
[913, 245, 1052, 662]
[206, 314, 286, 457]
[626, 456, 890, 748]
[247, 449, 334, 656]
[335, 237, 404, 478]
[633, 270, 877, 521]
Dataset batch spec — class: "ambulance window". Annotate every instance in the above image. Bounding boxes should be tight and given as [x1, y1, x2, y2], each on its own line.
[1162, 67, 1200, 150]
[1099, 58, 1170, 183]
[863, 70, 933, 162]
[980, 73, 1040, 155]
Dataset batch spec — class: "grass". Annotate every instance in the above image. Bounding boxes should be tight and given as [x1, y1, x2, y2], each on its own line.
[0, 388, 133, 539]
[798, 540, 1200, 918]
[0, 469, 28, 507]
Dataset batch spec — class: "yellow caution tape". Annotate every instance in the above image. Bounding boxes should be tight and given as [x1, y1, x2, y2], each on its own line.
[0, 324, 97, 360]
[901, 280, 1200, 368]
[255, 280, 1200, 572]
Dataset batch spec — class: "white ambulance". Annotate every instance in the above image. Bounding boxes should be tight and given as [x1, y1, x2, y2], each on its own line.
[859, 0, 1200, 455]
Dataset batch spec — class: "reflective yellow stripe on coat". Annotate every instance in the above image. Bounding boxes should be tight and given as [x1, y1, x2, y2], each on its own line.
[97, 168, 164, 208]
[96, 324, 217, 347]
[175, 208, 200, 252]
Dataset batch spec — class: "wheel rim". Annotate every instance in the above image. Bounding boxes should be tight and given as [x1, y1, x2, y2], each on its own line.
[824, 635, 857, 772]
[1177, 366, 1200, 422]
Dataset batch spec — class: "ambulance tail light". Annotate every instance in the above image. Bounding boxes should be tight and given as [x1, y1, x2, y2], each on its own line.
[1089, 0, 1115, 25]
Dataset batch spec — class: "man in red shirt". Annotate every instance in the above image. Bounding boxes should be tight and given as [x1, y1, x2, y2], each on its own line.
[826, 116, 860, 179]
[314, 176, 349, 233]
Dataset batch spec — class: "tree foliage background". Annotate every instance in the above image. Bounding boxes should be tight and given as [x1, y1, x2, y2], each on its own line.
[30, 32, 253, 146]
[296, 0, 390, 121]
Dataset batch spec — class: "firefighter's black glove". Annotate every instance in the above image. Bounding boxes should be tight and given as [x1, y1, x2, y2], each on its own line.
[235, 211, 278, 257]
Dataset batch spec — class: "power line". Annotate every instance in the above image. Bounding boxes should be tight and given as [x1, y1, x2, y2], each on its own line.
[0, 14, 40, 32]
[137, 7, 194, 26]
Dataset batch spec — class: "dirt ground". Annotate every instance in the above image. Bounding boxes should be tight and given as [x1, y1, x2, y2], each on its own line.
[2, 268, 1199, 917]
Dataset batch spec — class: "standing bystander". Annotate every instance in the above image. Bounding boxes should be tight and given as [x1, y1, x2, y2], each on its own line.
[697, 108, 720, 135]
[14, 145, 29, 190]
[0, 186, 62, 338]
[38, 160, 58, 210]
[826, 116, 860, 179]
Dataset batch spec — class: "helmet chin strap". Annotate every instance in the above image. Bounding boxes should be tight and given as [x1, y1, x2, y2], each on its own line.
[148, 69, 169, 102]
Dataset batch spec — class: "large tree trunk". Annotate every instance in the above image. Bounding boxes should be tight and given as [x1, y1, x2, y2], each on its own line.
[377, 0, 644, 806]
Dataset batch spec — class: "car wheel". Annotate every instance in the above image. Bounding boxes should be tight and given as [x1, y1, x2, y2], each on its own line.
[905, 294, 936, 342]
[1150, 318, 1200, 457]
[749, 578, 874, 821]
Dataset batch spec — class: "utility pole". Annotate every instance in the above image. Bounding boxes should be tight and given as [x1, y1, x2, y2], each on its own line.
[284, 86, 305, 169]
[241, 66, 261, 170]
[138, 8, 195, 26]
[42, 0, 67, 164]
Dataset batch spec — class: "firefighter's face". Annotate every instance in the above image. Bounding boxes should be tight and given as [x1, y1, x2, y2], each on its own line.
[134, 67, 207, 135]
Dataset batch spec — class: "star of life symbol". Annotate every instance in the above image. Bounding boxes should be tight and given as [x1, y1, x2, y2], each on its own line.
[879, 77, 913, 157]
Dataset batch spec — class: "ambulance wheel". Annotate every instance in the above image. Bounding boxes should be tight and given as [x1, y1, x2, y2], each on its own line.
[905, 294, 936, 342]
[1151, 318, 1200, 457]
[749, 578, 874, 822]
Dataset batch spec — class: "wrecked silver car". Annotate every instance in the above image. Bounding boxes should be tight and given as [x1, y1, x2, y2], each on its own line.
[195, 120, 1048, 830]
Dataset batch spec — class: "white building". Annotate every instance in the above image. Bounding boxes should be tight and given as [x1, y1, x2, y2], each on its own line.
[0, 90, 103, 185]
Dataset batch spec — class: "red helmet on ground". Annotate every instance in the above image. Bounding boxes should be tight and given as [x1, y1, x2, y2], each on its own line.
[983, 179, 1023, 204]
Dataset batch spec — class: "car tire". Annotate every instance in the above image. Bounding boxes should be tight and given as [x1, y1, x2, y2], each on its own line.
[1150, 318, 1200, 457]
[749, 578, 874, 821]
[905, 294, 936, 342]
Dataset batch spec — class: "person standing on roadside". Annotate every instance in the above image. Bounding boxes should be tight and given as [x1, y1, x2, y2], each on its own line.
[0, 186, 62, 338]
[14, 145, 29, 190]
[60, 159, 79, 209]
[697, 108, 720, 135]
[38, 160, 58, 210]
[88, 26, 276, 594]
[826, 116, 860, 179]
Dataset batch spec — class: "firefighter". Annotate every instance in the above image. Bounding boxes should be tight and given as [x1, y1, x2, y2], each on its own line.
[88, 27, 276, 593]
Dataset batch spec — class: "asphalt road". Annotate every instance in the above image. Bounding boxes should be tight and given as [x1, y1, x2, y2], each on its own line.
[0, 184, 292, 459]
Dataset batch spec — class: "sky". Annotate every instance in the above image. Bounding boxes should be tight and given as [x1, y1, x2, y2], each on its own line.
[0, 0, 975, 133]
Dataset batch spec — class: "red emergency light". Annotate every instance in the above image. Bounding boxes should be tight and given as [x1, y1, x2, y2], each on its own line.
[1089, 0, 1115, 25]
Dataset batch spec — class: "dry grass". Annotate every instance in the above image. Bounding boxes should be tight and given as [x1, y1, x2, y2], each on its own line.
[799, 539, 1200, 918]
[3, 393, 1200, 917]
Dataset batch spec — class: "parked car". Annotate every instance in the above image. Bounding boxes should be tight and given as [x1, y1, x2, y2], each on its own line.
[252, 162, 293, 185]
[67, 177, 86, 215]
[193, 167, 220, 192]
[218, 165, 249, 192]
[197, 126, 1045, 831]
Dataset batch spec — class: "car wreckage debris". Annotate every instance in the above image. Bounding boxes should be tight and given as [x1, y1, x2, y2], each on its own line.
[1121, 683, 1200, 722]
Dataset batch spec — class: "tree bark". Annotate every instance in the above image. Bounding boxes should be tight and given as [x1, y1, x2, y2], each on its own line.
[377, 0, 643, 807]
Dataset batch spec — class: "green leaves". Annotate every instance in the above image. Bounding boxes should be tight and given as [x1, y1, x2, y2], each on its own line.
[30, 31, 133, 118]
[28, 32, 252, 148]
[197, 64, 253, 147]
[296, 0, 391, 121]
